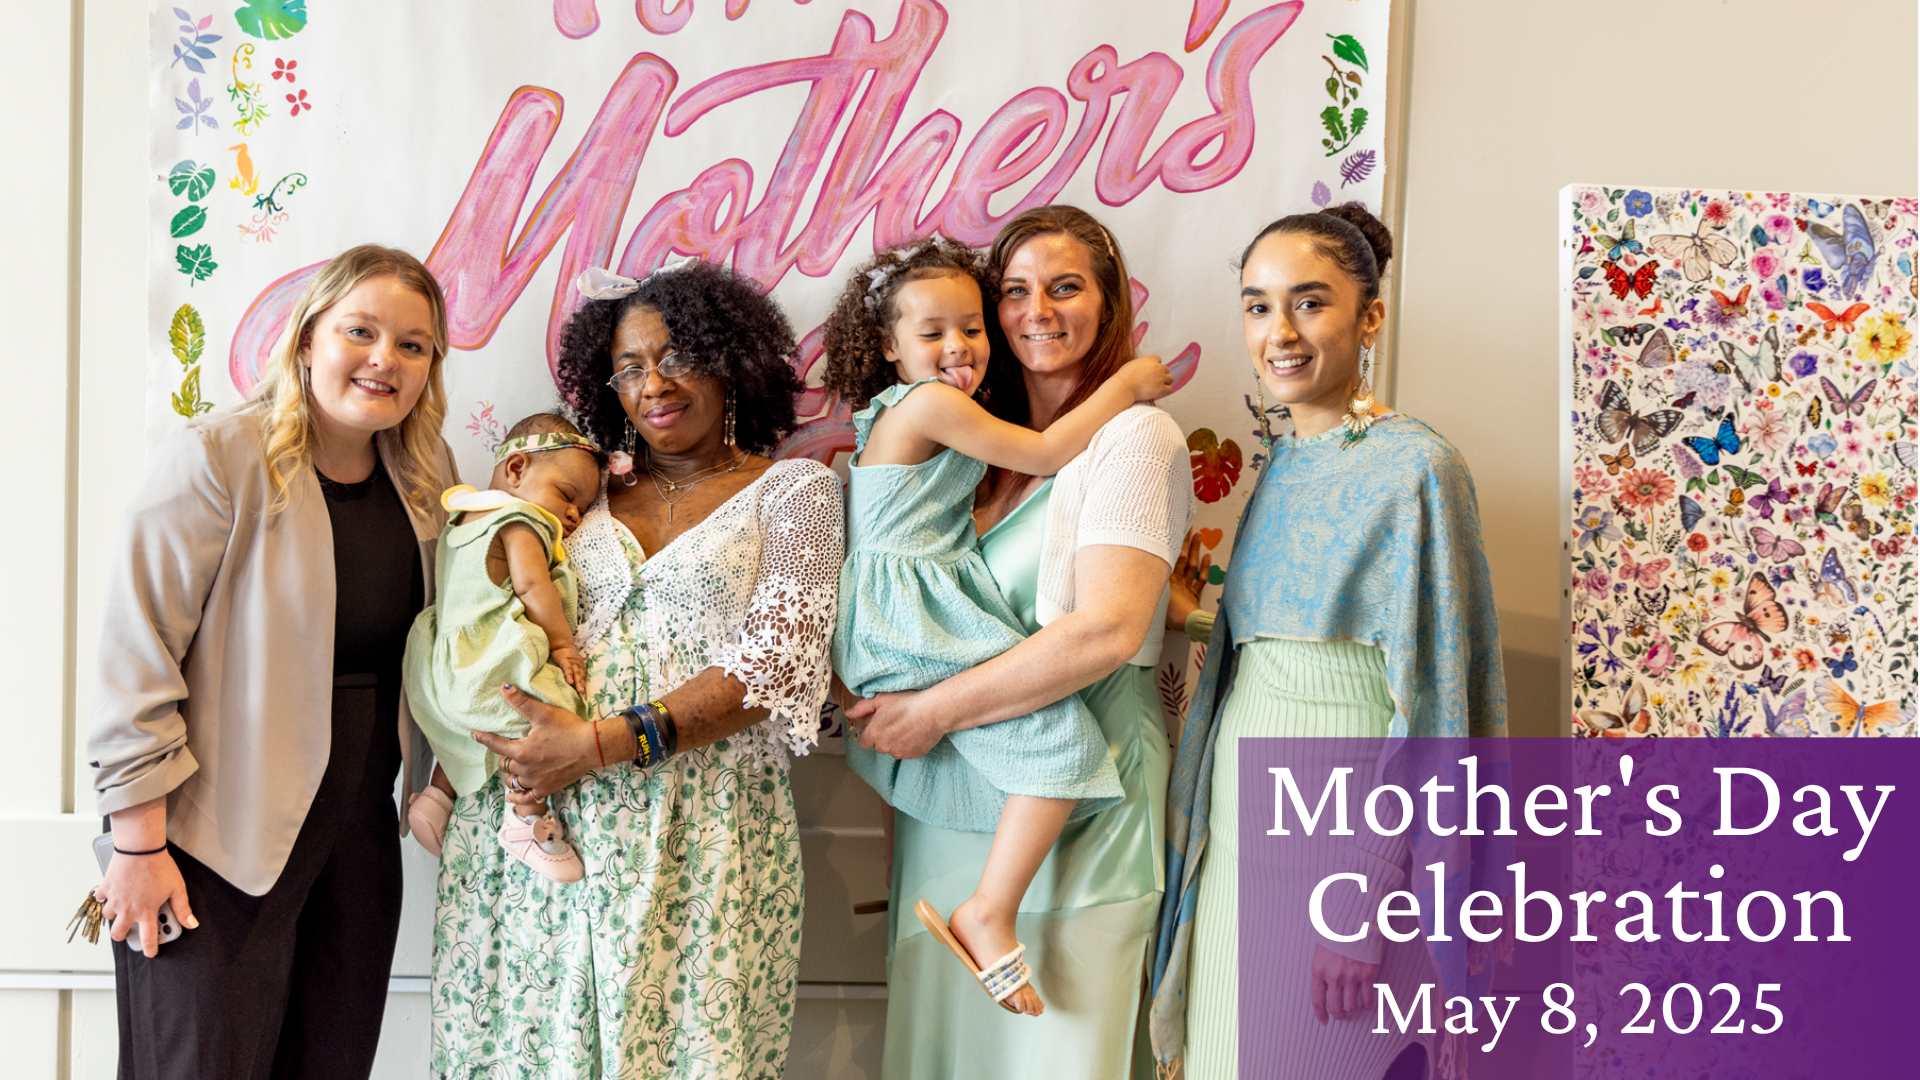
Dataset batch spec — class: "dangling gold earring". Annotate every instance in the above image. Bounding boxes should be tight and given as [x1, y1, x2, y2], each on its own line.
[1252, 375, 1275, 449]
[1341, 342, 1378, 449]
[619, 420, 640, 486]
[724, 395, 737, 448]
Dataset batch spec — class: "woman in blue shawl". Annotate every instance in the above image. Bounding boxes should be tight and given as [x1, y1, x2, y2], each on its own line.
[1149, 204, 1510, 1079]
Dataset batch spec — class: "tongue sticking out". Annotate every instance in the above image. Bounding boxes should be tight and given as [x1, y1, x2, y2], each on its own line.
[946, 366, 974, 393]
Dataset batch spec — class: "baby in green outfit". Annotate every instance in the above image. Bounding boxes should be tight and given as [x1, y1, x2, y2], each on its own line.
[403, 413, 604, 884]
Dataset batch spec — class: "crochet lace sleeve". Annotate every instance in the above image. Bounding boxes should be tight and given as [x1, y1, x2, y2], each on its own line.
[1078, 406, 1193, 567]
[713, 462, 845, 758]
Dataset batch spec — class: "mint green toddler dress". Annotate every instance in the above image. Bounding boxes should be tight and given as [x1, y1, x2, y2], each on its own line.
[836, 379, 1123, 831]
[403, 487, 590, 796]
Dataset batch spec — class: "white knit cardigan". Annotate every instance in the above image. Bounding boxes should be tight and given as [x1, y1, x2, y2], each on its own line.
[1035, 404, 1195, 666]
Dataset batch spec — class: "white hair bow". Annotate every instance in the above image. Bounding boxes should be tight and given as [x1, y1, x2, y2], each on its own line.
[574, 255, 701, 301]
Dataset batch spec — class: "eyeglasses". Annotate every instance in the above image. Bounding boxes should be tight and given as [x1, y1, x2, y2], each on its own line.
[607, 352, 695, 392]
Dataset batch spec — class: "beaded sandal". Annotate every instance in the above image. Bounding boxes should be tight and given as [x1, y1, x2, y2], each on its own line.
[914, 900, 1036, 1015]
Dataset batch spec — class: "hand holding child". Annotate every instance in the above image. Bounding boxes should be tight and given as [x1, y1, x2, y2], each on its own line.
[1118, 355, 1175, 402]
[551, 644, 588, 696]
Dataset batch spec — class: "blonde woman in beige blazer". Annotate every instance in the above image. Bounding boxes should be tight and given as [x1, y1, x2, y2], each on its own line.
[87, 246, 460, 1080]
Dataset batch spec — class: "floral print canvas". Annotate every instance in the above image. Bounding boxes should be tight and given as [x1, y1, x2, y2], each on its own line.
[1562, 185, 1917, 738]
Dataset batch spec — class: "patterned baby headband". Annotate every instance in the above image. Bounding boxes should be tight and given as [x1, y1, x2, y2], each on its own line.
[494, 431, 601, 463]
[574, 255, 701, 301]
[862, 240, 936, 313]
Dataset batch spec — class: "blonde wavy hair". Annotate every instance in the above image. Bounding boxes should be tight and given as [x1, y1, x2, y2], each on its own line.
[244, 245, 450, 518]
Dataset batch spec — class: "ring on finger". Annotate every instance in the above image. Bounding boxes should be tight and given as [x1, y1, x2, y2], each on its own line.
[505, 776, 525, 794]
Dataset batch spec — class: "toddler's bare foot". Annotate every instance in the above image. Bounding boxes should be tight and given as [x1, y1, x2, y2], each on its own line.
[950, 895, 1042, 1016]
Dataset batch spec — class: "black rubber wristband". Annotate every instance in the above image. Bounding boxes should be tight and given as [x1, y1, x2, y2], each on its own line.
[114, 844, 168, 857]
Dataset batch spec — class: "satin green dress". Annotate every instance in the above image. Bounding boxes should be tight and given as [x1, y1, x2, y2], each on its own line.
[883, 479, 1170, 1079]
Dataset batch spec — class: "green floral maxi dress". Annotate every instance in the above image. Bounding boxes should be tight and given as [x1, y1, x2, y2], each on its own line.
[431, 460, 845, 1079]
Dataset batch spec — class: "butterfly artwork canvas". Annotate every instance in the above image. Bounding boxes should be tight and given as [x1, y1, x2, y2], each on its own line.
[1562, 184, 1916, 738]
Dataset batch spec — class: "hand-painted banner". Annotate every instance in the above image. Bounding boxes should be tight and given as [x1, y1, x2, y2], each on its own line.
[1560, 184, 1918, 739]
[148, 0, 1392, 733]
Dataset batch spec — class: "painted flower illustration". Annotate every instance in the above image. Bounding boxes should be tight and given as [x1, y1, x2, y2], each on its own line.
[1761, 283, 1787, 311]
[1860, 472, 1891, 506]
[1703, 199, 1734, 226]
[1624, 190, 1652, 217]
[1856, 314, 1911, 364]
[1745, 402, 1791, 454]
[1687, 533, 1708, 552]
[1762, 212, 1794, 242]
[1618, 468, 1675, 511]
[286, 89, 312, 116]
[1575, 463, 1611, 493]
[1789, 350, 1819, 378]
[1576, 505, 1624, 549]
[273, 57, 297, 82]
[1794, 649, 1816, 671]
[1808, 432, 1839, 457]
[1802, 268, 1826, 293]
[1641, 638, 1674, 676]
[1751, 250, 1782, 279]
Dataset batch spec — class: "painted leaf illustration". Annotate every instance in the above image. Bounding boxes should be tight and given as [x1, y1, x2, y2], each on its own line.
[1319, 106, 1347, 145]
[1349, 107, 1369, 140]
[169, 205, 208, 238]
[169, 305, 206, 366]
[235, 0, 308, 40]
[172, 367, 215, 417]
[1188, 428, 1242, 503]
[175, 244, 218, 284]
[1328, 34, 1369, 72]
[1156, 663, 1189, 728]
[1207, 564, 1226, 586]
[1310, 180, 1332, 208]
[1339, 149, 1376, 187]
[168, 160, 217, 201]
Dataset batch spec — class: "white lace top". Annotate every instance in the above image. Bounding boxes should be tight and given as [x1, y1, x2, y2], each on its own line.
[564, 458, 845, 768]
[1037, 404, 1194, 667]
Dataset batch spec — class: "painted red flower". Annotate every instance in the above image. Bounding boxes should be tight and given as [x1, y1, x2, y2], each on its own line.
[272, 58, 297, 82]
[286, 89, 311, 116]
[1617, 468, 1674, 512]
[1687, 533, 1708, 552]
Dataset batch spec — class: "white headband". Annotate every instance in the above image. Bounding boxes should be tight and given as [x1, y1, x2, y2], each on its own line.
[574, 254, 700, 301]
[862, 240, 937, 313]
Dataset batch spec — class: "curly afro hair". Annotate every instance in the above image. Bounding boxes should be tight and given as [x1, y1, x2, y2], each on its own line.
[554, 260, 803, 455]
[820, 238, 988, 412]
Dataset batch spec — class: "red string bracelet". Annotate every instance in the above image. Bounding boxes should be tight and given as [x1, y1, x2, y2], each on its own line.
[592, 719, 607, 767]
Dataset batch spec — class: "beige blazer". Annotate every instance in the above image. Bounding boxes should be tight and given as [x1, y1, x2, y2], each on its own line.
[87, 409, 457, 896]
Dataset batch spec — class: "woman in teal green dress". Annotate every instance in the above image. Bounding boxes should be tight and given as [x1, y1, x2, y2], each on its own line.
[846, 206, 1192, 1078]
[1150, 205, 1509, 1080]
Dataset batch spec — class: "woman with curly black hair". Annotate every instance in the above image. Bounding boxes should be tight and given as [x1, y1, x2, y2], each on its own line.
[428, 258, 845, 1080]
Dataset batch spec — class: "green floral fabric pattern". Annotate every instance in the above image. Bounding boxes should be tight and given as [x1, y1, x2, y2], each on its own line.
[431, 461, 844, 1078]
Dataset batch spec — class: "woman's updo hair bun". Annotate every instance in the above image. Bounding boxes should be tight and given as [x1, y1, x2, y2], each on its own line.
[1239, 201, 1394, 304]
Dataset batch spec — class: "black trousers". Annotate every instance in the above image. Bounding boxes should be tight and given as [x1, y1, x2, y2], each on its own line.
[114, 676, 406, 1080]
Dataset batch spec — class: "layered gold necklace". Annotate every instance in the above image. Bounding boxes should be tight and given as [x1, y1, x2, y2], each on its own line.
[645, 448, 749, 523]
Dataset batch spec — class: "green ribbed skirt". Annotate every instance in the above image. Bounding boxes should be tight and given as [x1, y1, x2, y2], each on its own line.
[1185, 637, 1434, 1080]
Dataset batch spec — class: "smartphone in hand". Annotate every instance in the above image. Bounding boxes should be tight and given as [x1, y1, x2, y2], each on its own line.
[91, 833, 184, 951]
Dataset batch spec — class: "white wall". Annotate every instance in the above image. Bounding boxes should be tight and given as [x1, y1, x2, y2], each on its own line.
[3, 0, 1915, 1075]
[1391, 0, 1918, 735]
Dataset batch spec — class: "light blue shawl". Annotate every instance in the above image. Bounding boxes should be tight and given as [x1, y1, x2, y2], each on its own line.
[1148, 416, 1510, 1074]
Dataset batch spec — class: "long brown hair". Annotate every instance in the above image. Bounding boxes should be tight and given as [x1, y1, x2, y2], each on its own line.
[979, 205, 1137, 506]
[244, 244, 450, 518]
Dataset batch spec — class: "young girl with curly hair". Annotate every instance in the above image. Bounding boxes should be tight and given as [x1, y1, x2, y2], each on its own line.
[824, 238, 1172, 1016]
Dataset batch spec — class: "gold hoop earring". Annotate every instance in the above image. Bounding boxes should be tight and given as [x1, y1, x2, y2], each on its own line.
[1341, 343, 1378, 449]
